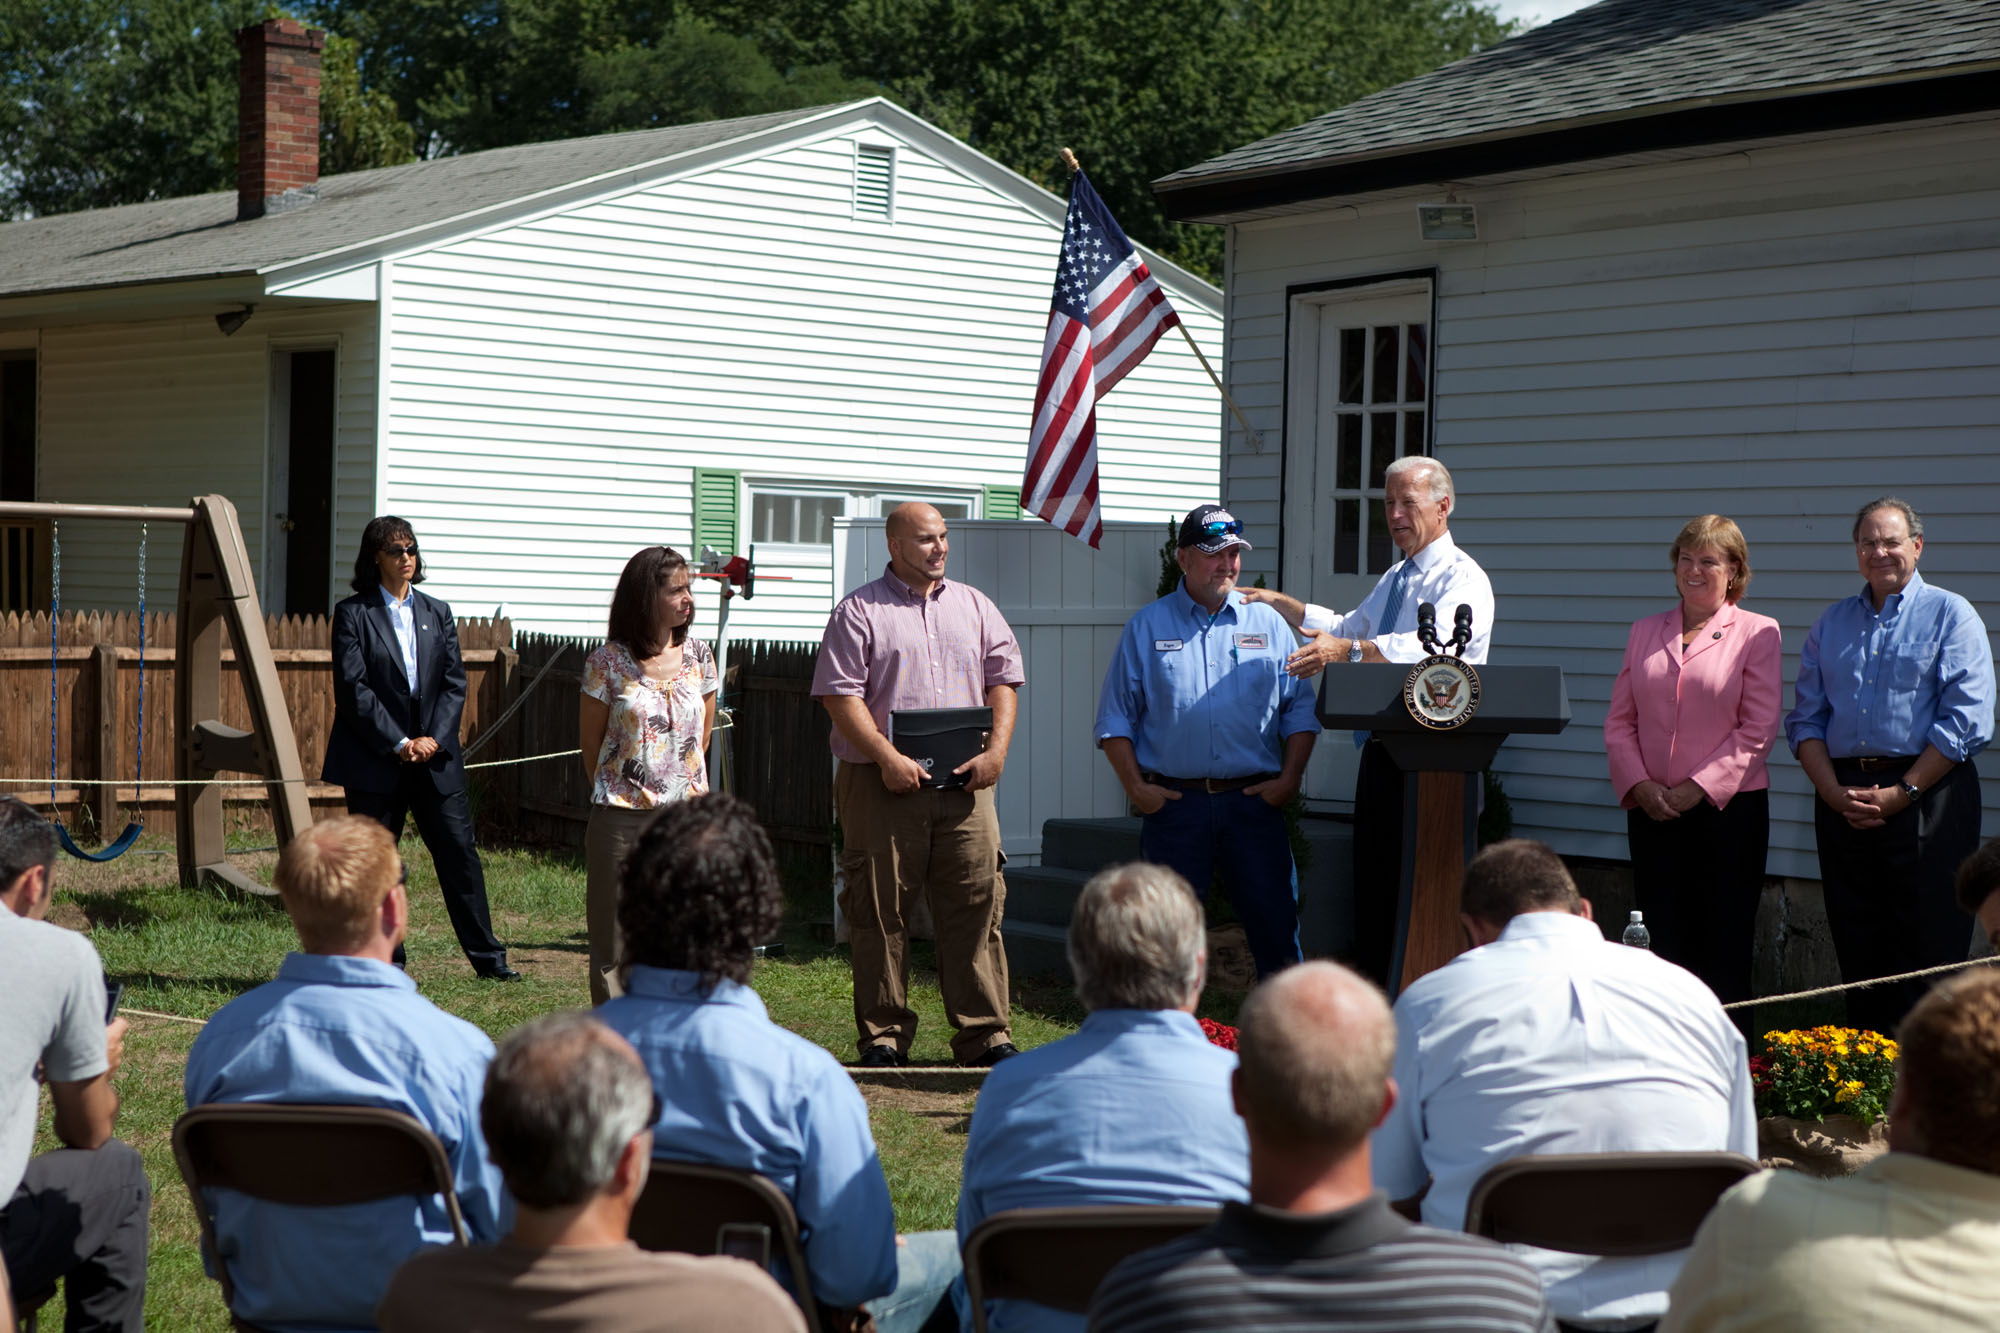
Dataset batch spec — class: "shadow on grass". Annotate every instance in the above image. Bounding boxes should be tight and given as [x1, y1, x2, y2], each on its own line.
[513, 938, 590, 954]
[71, 890, 162, 931]
[122, 973, 272, 999]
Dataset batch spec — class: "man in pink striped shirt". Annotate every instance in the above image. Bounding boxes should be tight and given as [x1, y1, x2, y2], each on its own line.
[812, 503, 1026, 1068]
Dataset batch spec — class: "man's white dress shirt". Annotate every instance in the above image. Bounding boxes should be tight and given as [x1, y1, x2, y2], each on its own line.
[1302, 530, 1495, 664]
[1372, 911, 1755, 1327]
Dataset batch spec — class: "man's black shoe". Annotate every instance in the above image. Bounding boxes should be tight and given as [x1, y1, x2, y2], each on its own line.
[856, 1045, 907, 1068]
[962, 1042, 1019, 1068]
[477, 963, 523, 982]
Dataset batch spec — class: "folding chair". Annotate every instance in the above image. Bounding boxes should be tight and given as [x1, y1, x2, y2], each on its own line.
[171, 1104, 470, 1330]
[629, 1159, 822, 1333]
[1463, 1151, 1760, 1256]
[961, 1205, 1221, 1333]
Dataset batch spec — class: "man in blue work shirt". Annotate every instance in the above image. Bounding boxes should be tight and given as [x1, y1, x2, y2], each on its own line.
[184, 816, 510, 1332]
[1786, 496, 1994, 1035]
[1096, 505, 1321, 977]
[954, 861, 1247, 1333]
[598, 793, 956, 1333]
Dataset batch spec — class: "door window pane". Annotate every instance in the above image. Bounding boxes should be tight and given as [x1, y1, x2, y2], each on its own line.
[1368, 413, 1396, 490]
[1334, 499, 1359, 575]
[1336, 416, 1361, 490]
[1338, 328, 1364, 405]
[1367, 497, 1394, 574]
[1404, 410, 1426, 456]
[1404, 324, 1428, 403]
[1371, 326, 1399, 404]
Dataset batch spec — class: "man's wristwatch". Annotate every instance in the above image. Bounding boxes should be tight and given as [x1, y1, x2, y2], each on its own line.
[1898, 779, 1922, 804]
[1348, 640, 1364, 663]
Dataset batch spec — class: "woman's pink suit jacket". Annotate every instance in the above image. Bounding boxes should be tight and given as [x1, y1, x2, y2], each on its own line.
[1604, 603, 1784, 810]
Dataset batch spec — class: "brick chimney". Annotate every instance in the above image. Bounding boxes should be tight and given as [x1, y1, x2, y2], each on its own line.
[236, 18, 326, 221]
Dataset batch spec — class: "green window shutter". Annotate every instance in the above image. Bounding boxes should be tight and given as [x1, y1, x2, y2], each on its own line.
[982, 484, 1023, 520]
[693, 468, 741, 554]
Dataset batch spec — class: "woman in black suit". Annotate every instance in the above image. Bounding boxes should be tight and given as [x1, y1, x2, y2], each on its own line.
[323, 515, 515, 979]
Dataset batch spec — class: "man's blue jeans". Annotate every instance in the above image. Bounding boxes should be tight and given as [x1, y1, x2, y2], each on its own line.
[1140, 786, 1301, 978]
[868, 1229, 960, 1333]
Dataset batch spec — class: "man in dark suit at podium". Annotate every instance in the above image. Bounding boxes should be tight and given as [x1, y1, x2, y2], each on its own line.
[323, 516, 515, 980]
[1240, 458, 1493, 987]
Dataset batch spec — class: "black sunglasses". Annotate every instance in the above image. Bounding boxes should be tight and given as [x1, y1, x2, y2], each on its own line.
[380, 543, 420, 558]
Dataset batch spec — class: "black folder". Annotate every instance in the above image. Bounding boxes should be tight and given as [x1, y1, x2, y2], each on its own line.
[889, 707, 993, 789]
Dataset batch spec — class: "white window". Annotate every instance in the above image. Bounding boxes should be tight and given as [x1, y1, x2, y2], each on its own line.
[854, 144, 895, 221]
[747, 482, 973, 547]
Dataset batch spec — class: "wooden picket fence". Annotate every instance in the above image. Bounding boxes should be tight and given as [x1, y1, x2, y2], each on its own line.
[0, 610, 517, 840]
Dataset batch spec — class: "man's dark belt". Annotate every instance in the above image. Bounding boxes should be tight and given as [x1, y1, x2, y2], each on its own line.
[1143, 772, 1275, 793]
[1837, 755, 1920, 773]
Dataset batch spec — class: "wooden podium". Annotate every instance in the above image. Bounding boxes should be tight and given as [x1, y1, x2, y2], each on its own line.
[1319, 663, 1569, 992]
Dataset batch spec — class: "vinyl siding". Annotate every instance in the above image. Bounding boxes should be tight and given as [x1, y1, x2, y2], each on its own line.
[1220, 114, 2000, 879]
[378, 118, 1223, 643]
[35, 303, 378, 614]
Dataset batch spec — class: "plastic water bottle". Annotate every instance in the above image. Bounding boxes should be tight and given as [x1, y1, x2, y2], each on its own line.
[1622, 910, 1651, 949]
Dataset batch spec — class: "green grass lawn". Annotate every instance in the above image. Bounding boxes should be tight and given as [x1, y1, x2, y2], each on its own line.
[27, 832, 1246, 1330]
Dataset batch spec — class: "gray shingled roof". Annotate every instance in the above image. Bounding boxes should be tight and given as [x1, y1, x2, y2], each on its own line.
[1158, 0, 2000, 191]
[0, 103, 855, 299]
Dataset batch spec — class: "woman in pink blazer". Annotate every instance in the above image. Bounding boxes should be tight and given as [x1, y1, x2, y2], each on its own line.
[1605, 515, 1782, 1011]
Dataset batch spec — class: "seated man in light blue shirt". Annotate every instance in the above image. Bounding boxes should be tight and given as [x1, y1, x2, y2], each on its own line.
[954, 862, 1247, 1333]
[1373, 839, 1755, 1330]
[1095, 505, 1321, 978]
[1785, 495, 1994, 1036]
[597, 793, 955, 1333]
[184, 815, 510, 1332]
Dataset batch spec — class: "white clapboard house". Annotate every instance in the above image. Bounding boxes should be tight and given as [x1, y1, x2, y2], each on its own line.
[1154, 0, 2000, 881]
[0, 23, 1223, 644]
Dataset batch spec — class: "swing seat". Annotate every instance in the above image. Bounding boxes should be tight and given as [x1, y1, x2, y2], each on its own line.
[57, 821, 144, 863]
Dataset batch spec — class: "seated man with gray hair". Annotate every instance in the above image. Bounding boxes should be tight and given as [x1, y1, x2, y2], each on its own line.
[954, 862, 1248, 1332]
[1090, 961, 1552, 1332]
[379, 1012, 803, 1332]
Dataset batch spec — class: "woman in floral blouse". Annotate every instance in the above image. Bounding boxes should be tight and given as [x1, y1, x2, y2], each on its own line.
[578, 545, 718, 1004]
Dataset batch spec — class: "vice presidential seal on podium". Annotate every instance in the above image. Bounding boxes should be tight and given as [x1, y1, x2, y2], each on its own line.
[1405, 602, 1480, 731]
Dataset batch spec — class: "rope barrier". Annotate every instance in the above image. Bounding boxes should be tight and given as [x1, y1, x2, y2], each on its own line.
[0, 748, 586, 788]
[1721, 954, 2000, 1011]
[124, 1006, 208, 1027]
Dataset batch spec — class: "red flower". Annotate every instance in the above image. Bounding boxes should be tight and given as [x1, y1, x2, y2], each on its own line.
[1198, 1017, 1238, 1051]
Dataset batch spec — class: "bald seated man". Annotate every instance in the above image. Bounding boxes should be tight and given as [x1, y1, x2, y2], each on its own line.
[810, 502, 1026, 1069]
[379, 1012, 803, 1332]
[1091, 962, 1552, 1332]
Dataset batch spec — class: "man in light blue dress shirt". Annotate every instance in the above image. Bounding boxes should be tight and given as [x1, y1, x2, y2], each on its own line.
[1785, 496, 1994, 1035]
[1096, 505, 1321, 977]
[953, 862, 1248, 1333]
[183, 816, 510, 1333]
[597, 793, 956, 1333]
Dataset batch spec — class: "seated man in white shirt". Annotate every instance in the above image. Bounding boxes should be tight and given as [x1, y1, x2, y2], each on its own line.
[1372, 839, 1754, 1333]
[1240, 455, 1494, 986]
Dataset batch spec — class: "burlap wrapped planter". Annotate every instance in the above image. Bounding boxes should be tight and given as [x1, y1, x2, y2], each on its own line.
[1757, 1115, 1890, 1178]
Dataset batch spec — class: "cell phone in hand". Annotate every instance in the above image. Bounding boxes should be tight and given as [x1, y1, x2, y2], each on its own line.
[716, 1222, 771, 1268]
[104, 981, 124, 1023]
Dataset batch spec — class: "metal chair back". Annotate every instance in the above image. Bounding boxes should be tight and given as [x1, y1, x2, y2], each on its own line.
[962, 1205, 1221, 1333]
[1462, 1151, 1761, 1256]
[171, 1103, 470, 1319]
[629, 1158, 822, 1333]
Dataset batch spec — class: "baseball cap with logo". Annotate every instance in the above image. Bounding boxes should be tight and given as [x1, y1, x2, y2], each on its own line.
[1177, 504, 1253, 555]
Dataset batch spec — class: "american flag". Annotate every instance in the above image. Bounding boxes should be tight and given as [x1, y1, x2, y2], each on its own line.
[1023, 170, 1181, 548]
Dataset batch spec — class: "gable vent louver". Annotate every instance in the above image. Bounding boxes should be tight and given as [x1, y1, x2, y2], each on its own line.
[855, 144, 895, 220]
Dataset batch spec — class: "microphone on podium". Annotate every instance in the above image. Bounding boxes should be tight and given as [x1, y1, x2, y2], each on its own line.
[1417, 602, 1439, 654]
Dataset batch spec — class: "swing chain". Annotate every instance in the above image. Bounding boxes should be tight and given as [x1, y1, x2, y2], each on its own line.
[47, 522, 59, 805]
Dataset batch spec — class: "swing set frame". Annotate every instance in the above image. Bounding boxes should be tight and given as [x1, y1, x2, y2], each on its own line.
[0, 494, 309, 897]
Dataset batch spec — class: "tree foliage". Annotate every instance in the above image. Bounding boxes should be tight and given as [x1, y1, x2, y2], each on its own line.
[1, 0, 1515, 272]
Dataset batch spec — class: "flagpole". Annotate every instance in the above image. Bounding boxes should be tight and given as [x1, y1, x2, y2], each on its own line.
[1058, 147, 1264, 453]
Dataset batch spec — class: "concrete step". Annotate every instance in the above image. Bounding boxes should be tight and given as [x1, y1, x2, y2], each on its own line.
[1040, 816, 1143, 873]
[1001, 919, 1072, 978]
[1004, 864, 1092, 928]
